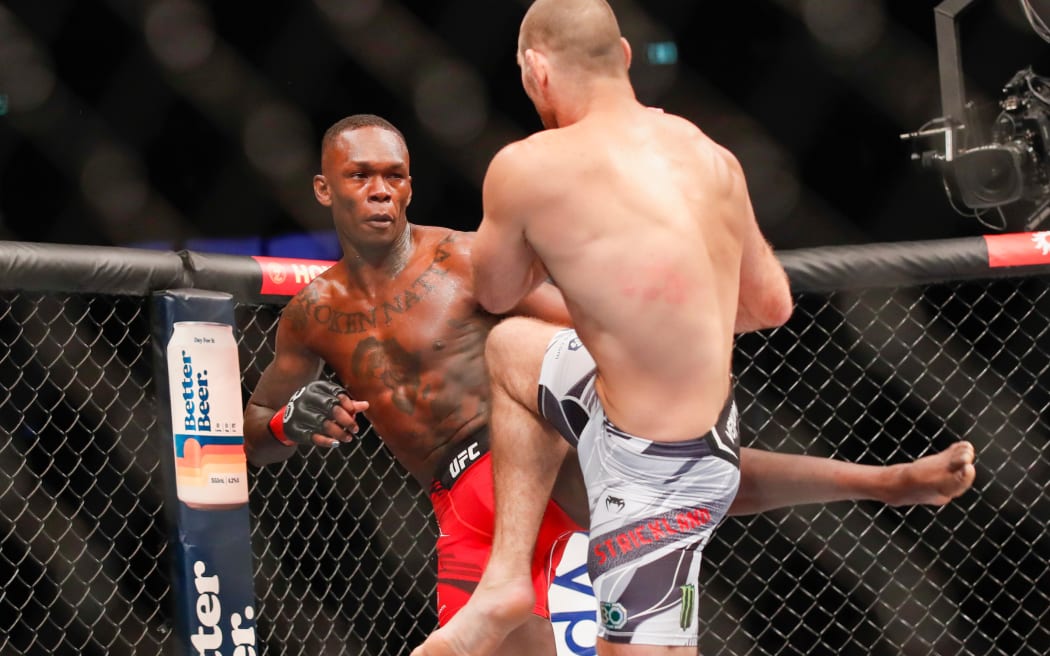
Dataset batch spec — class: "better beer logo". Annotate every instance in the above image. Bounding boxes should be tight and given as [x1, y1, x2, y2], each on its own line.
[180, 350, 211, 432]
[169, 323, 248, 510]
[190, 559, 257, 655]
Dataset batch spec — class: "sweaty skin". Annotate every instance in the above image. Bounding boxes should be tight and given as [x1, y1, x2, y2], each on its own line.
[243, 121, 584, 656]
[249, 224, 565, 487]
[476, 108, 777, 443]
[242, 121, 573, 489]
[242, 118, 976, 656]
[295, 229, 480, 480]
[412, 1, 975, 655]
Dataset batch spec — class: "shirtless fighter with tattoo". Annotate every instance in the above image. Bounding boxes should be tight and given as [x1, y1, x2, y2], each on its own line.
[243, 114, 977, 656]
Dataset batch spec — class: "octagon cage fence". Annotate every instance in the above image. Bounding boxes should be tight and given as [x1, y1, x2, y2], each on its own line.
[0, 235, 1047, 656]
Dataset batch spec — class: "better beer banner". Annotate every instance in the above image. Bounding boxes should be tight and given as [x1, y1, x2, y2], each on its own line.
[168, 321, 249, 511]
[151, 290, 258, 656]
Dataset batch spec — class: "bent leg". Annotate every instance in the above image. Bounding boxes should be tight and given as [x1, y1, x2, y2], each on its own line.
[551, 445, 589, 528]
[412, 318, 568, 656]
[582, 416, 740, 654]
[730, 441, 976, 516]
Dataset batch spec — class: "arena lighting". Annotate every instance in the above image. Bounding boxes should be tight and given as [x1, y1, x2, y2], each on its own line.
[901, 0, 1050, 230]
[645, 41, 678, 65]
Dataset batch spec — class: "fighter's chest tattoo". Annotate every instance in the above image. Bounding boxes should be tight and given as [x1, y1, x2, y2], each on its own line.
[348, 325, 473, 418]
[350, 335, 424, 414]
[297, 241, 454, 335]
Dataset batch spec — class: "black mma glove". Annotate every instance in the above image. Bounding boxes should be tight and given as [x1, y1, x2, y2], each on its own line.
[268, 380, 349, 446]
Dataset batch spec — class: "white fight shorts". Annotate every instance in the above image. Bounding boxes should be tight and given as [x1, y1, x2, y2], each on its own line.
[537, 328, 741, 646]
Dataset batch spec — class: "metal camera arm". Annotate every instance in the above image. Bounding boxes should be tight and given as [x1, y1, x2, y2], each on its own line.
[899, 0, 978, 162]
[934, 0, 977, 159]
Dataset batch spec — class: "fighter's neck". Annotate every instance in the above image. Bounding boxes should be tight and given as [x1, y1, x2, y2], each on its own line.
[554, 78, 638, 127]
[341, 223, 416, 291]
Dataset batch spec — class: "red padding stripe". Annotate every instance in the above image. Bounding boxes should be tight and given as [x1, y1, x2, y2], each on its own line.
[253, 256, 336, 296]
[985, 232, 1050, 268]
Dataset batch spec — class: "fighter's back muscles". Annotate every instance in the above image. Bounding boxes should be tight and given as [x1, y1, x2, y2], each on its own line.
[476, 114, 747, 438]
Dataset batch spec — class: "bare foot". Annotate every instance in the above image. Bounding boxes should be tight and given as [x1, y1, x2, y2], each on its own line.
[411, 575, 536, 656]
[882, 441, 976, 506]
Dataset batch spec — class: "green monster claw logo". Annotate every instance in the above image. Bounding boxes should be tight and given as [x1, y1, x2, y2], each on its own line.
[599, 601, 628, 630]
[680, 584, 695, 630]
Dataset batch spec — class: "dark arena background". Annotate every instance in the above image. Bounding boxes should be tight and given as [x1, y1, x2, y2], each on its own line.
[4, 0, 1050, 250]
[1, 1, 1050, 655]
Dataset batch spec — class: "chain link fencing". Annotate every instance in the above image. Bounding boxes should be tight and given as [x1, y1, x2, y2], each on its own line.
[0, 274, 1047, 655]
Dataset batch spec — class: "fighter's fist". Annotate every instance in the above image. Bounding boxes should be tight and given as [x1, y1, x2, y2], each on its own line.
[268, 380, 369, 448]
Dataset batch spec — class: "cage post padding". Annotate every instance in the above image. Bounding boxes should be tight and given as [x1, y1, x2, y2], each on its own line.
[150, 289, 257, 656]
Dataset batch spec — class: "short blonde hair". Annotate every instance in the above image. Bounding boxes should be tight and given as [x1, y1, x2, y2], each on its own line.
[518, 0, 626, 77]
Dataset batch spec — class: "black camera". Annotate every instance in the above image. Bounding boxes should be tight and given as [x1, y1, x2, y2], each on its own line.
[951, 68, 1050, 209]
[903, 0, 1050, 229]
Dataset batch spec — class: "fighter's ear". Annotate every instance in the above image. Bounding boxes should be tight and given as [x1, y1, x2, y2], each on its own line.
[524, 48, 549, 87]
[621, 37, 632, 69]
[313, 174, 332, 207]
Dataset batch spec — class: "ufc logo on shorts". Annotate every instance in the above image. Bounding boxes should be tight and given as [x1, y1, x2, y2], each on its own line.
[448, 442, 482, 478]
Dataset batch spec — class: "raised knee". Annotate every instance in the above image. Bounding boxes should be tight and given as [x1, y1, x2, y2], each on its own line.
[484, 317, 558, 392]
[484, 317, 534, 367]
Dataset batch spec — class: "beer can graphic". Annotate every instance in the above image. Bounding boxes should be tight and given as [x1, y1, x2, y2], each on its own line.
[166, 321, 249, 510]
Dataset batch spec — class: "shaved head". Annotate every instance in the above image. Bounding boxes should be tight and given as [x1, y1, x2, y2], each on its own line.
[518, 0, 626, 77]
[321, 114, 406, 163]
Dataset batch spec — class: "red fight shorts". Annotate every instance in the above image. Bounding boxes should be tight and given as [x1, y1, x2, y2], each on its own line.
[429, 431, 583, 626]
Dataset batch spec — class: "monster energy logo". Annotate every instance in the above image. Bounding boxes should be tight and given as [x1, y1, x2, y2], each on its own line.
[680, 584, 695, 630]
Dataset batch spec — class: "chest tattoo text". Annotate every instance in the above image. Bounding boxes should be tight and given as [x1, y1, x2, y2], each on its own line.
[292, 238, 454, 335]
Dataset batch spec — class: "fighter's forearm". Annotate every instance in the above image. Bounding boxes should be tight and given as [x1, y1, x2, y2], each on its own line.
[243, 402, 297, 466]
[729, 447, 885, 516]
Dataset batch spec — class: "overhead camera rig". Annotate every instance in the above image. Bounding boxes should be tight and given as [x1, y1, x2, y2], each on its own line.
[902, 0, 1050, 230]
